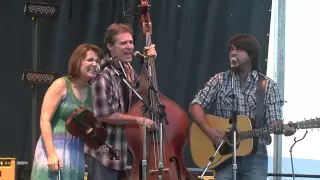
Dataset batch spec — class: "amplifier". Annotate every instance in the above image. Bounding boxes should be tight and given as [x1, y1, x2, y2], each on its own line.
[0, 158, 16, 180]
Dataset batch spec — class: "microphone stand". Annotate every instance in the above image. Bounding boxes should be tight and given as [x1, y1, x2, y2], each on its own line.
[200, 69, 237, 179]
[230, 68, 238, 180]
[109, 64, 161, 180]
[140, 61, 168, 180]
[199, 67, 239, 180]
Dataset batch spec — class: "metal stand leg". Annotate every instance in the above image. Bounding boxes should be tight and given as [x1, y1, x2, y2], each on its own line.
[30, 17, 40, 164]
[232, 129, 237, 180]
[142, 107, 148, 180]
[158, 122, 163, 180]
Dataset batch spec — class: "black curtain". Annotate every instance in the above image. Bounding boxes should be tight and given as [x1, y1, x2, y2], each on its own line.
[0, 0, 271, 172]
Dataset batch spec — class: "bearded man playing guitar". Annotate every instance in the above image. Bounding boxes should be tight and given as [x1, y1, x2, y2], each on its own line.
[189, 34, 296, 180]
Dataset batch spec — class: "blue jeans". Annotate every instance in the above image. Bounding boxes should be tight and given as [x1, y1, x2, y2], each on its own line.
[215, 149, 268, 180]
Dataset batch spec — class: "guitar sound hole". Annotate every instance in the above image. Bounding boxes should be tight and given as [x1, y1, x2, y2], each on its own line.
[215, 130, 241, 155]
[212, 130, 241, 156]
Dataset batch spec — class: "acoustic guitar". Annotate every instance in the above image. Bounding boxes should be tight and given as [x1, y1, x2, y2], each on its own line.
[190, 114, 320, 169]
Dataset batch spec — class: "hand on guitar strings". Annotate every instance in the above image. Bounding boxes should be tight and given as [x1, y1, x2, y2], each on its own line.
[207, 127, 226, 145]
[136, 116, 159, 131]
[143, 44, 157, 57]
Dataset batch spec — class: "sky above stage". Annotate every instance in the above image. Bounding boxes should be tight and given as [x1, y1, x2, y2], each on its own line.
[266, 0, 320, 176]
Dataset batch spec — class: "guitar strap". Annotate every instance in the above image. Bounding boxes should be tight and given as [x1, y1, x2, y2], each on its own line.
[255, 73, 267, 128]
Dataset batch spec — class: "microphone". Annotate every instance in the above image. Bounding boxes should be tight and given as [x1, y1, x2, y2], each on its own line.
[230, 57, 237, 69]
[96, 56, 117, 73]
[133, 51, 147, 59]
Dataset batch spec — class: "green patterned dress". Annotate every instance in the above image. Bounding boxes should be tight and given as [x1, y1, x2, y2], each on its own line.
[30, 77, 92, 180]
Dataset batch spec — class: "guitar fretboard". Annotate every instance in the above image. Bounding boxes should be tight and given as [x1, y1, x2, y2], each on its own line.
[239, 126, 284, 140]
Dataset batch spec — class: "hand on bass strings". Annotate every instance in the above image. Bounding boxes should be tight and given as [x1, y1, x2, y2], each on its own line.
[47, 153, 64, 172]
[143, 44, 157, 57]
[136, 116, 159, 131]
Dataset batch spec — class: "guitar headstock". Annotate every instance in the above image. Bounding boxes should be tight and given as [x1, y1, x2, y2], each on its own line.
[296, 117, 320, 130]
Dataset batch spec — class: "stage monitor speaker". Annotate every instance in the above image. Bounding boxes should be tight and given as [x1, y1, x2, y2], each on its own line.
[0, 158, 16, 180]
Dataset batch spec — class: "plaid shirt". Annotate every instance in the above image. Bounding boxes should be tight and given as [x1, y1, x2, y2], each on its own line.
[84, 62, 139, 171]
[190, 70, 284, 149]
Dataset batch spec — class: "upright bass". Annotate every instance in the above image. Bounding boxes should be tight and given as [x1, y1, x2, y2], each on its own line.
[123, 1, 197, 180]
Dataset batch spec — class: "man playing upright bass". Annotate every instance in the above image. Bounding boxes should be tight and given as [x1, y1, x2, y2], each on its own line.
[84, 23, 158, 180]
[189, 34, 296, 180]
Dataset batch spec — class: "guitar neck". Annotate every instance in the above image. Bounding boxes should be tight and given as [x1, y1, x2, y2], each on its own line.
[239, 123, 297, 140]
